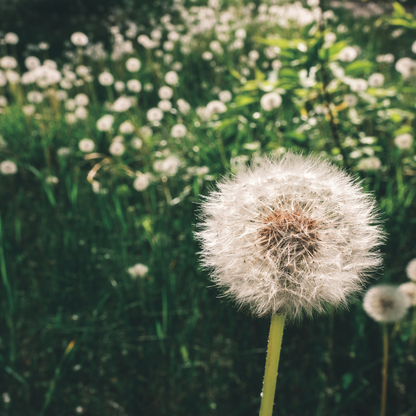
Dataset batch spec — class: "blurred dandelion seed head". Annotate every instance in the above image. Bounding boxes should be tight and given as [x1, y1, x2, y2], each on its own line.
[363, 285, 408, 322]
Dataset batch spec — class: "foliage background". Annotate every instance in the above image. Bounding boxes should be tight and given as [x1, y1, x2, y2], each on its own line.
[0, 1, 416, 415]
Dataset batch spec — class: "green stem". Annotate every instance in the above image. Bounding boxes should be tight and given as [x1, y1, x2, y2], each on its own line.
[409, 307, 416, 350]
[259, 313, 286, 416]
[381, 324, 389, 416]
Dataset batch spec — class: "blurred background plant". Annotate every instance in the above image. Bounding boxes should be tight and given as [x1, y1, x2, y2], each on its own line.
[0, 0, 416, 415]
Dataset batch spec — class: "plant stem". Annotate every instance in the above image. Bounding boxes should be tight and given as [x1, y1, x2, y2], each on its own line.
[381, 324, 389, 416]
[409, 307, 416, 350]
[259, 313, 286, 416]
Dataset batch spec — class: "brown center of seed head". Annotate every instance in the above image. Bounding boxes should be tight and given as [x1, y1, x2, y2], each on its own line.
[379, 297, 394, 311]
[257, 206, 320, 263]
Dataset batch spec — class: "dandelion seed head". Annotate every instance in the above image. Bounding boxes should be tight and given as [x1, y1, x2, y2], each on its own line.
[0, 161, 17, 175]
[196, 153, 385, 320]
[260, 92, 282, 111]
[363, 285, 408, 323]
[125, 57, 141, 72]
[394, 133, 413, 150]
[71, 32, 88, 46]
[399, 282, 416, 306]
[407, 259, 416, 281]
[79, 139, 95, 153]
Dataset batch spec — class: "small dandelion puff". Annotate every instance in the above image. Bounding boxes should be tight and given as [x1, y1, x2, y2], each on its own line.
[71, 32, 88, 46]
[398, 282, 416, 306]
[0, 161, 17, 175]
[195, 153, 385, 320]
[260, 92, 282, 111]
[406, 259, 416, 281]
[79, 139, 95, 153]
[128, 263, 149, 279]
[125, 57, 141, 72]
[394, 133, 413, 150]
[363, 285, 408, 323]
[171, 124, 187, 139]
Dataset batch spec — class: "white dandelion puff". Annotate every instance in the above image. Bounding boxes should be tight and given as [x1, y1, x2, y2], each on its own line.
[363, 285, 408, 323]
[128, 263, 149, 279]
[260, 92, 282, 111]
[79, 139, 95, 153]
[394, 133, 412, 150]
[195, 153, 385, 320]
[0, 161, 17, 175]
[398, 282, 416, 306]
[406, 259, 416, 281]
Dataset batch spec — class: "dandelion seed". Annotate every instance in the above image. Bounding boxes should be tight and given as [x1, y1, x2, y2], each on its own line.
[165, 71, 179, 85]
[158, 100, 172, 112]
[75, 93, 89, 107]
[4, 33, 18, 44]
[368, 73, 384, 88]
[357, 157, 381, 171]
[338, 46, 358, 62]
[109, 141, 125, 156]
[206, 100, 227, 115]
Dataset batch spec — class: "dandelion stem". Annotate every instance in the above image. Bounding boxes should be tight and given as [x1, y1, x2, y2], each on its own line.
[381, 324, 389, 416]
[409, 307, 416, 350]
[259, 313, 285, 416]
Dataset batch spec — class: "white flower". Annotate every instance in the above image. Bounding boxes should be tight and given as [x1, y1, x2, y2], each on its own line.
[171, 124, 187, 138]
[195, 153, 384, 319]
[75, 106, 88, 120]
[395, 57, 416, 79]
[45, 175, 59, 185]
[357, 157, 381, 171]
[109, 141, 125, 156]
[260, 92, 282, 111]
[25, 56, 40, 70]
[27, 91, 43, 103]
[113, 97, 132, 112]
[0, 56, 17, 69]
[206, 100, 227, 115]
[98, 71, 114, 86]
[249, 50, 260, 61]
[219, 90, 232, 102]
[128, 263, 149, 278]
[96, 115, 114, 131]
[368, 73, 384, 88]
[137, 35, 157, 49]
[154, 155, 181, 176]
[131, 137, 143, 149]
[115, 81, 125, 92]
[65, 113, 77, 124]
[140, 126, 153, 138]
[165, 71, 179, 85]
[5, 32, 19, 44]
[23, 105, 35, 116]
[75, 93, 89, 106]
[133, 172, 152, 191]
[0, 161, 17, 175]
[394, 133, 413, 149]
[119, 120, 135, 134]
[57, 147, 71, 157]
[363, 285, 408, 323]
[235, 28, 246, 39]
[344, 94, 358, 107]
[71, 32, 88, 46]
[158, 86, 173, 100]
[406, 259, 416, 281]
[349, 79, 368, 93]
[79, 139, 95, 153]
[338, 46, 358, 62]
[147, 108, 163, 122]
[177, 99, 190, 114]
[377, 54, 394, 63]
[399, 282, 416, 306]
[158, 100, 172, 112]
[202, 51, 213, 61]
[125, 58, 141, 72]
[127, 79, 141, 92]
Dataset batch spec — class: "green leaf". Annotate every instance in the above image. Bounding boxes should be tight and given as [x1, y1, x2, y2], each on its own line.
[345, 60, 374, 77]
[234, 95, 257, 106]
[392, 2, 407, 17]
[342, 373, 353, 389]
[327, 40, 349, 59]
